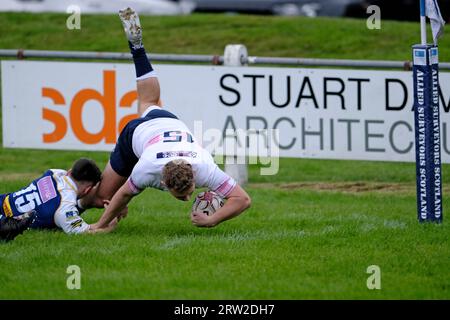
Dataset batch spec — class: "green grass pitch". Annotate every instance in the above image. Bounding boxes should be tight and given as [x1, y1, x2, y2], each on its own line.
[0, 13, 449, 299]
[1, 153, 449, 299]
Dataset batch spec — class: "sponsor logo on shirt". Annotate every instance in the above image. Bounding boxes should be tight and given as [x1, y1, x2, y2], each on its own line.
[2, 195, 13, 217]
[156, 151, 197, 159]
[70, 219, 83, 229]
[65, 211, 78, 221]
[37, 176, 57, 203]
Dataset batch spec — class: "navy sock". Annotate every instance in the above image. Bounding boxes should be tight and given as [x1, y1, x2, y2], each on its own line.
[128, 41, 153, 78]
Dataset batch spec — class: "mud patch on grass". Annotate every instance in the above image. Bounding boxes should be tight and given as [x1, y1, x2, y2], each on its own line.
[0, 172, 39, 182]
[249, 181, 437, 194]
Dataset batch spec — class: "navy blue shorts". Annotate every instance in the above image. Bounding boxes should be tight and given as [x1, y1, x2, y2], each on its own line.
[110, 108, 179, 177]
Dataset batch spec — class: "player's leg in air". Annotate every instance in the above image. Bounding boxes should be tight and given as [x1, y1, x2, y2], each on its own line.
[118, 7, 162, 115]
[79, 7, 161, 210]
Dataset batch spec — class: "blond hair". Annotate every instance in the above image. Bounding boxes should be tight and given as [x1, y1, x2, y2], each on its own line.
[162, 159, 194, 193]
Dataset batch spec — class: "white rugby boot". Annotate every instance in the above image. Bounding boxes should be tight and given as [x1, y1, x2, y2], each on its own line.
[119, 7, 143, 49]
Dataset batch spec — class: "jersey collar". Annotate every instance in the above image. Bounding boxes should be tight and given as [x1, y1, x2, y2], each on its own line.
[63, 175, 78, 193]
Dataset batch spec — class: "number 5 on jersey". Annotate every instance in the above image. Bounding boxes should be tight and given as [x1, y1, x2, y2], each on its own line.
[163, 131, 194, 143]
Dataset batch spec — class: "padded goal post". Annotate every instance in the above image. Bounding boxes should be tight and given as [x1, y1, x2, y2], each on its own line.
[413, 44, 443, 223]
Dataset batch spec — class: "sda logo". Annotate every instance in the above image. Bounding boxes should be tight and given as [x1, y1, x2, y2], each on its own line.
[42, 70, 139, 144]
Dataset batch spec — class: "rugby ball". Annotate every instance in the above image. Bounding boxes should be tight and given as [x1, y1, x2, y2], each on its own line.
[192, 191, 224, 216]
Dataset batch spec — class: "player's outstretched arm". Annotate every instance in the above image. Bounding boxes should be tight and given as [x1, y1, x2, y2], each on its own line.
[191, 185, 251, 228]
[91, 182, 136, 231]
[86, 201, 126, 234]
[54, 202, 121, 235]
[87, 218, 119, 234]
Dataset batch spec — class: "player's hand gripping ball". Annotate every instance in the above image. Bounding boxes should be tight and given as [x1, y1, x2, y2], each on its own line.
[192, 191, 224, 216]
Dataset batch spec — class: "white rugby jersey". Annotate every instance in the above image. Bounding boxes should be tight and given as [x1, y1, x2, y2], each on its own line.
[51, 169, 90, 234]
[127, 106, 236, 197]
